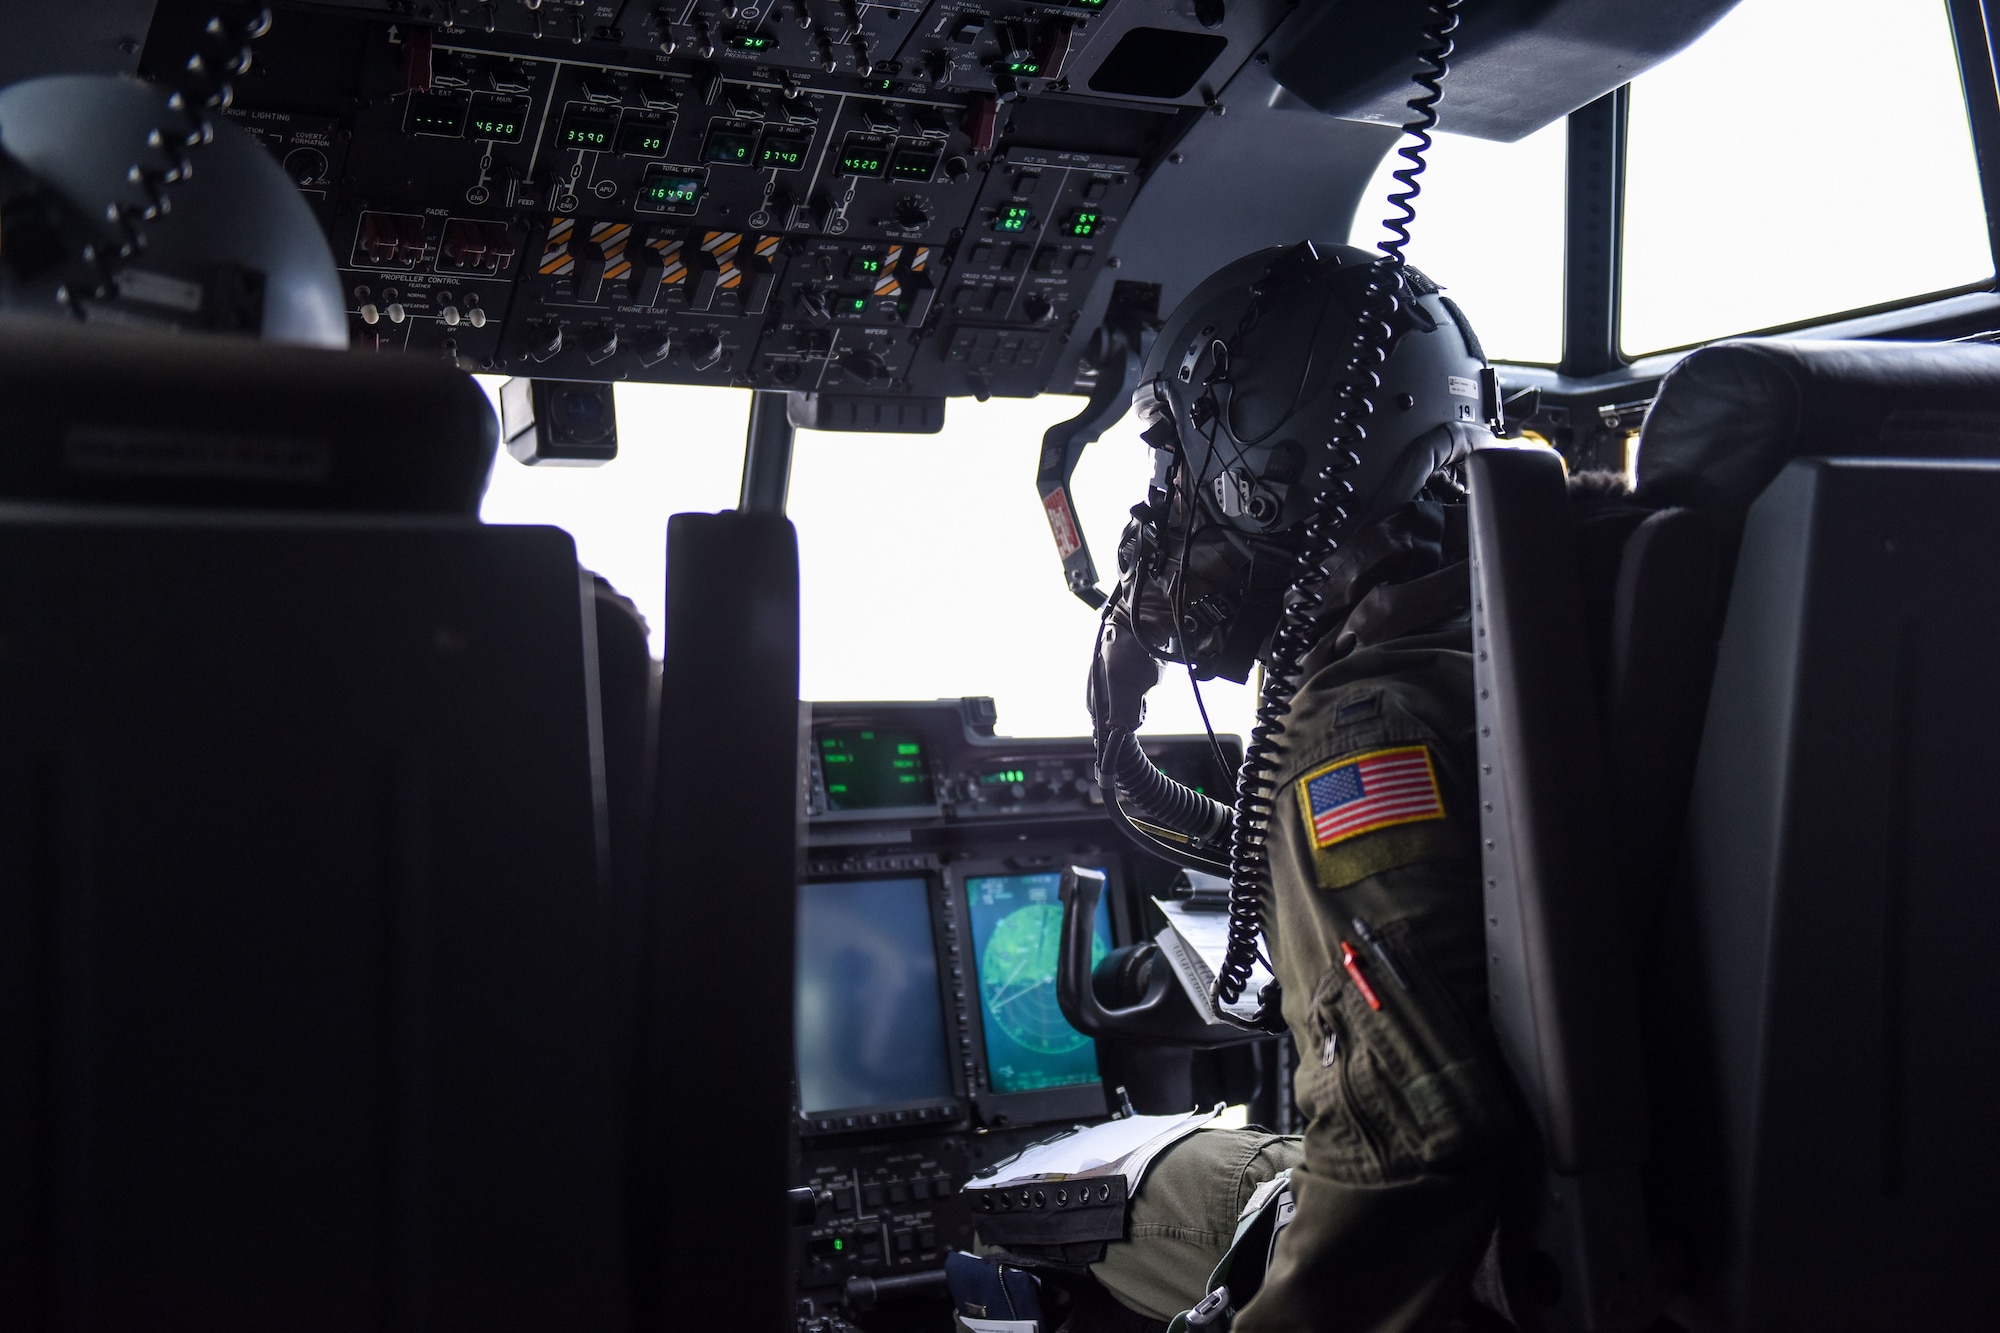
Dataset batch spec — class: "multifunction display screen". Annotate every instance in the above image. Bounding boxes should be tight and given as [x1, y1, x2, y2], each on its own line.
[795, 878, 953, 1115]
[963, 871, 1111, 1095]
[818, 728, 935, 810]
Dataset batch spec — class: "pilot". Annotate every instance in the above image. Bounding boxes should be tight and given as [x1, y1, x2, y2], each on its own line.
[1082, 241, 1514, 1332]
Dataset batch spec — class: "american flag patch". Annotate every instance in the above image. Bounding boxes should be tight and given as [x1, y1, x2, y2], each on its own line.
[1297, 745, 1445, 849]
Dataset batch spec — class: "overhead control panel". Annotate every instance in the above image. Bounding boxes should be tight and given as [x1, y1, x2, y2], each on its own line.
[136, 0, 1297, 402]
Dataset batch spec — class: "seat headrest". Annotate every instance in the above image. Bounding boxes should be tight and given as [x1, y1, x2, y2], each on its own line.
[1634, 339, 2000, 530]
[0, 318, 497, 515]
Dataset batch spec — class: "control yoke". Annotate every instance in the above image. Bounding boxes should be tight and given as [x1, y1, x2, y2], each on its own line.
[1055, 867, 1255, 1048]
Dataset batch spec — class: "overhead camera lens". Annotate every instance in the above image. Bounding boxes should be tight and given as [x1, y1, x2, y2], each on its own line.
[552, 388, 613, 442]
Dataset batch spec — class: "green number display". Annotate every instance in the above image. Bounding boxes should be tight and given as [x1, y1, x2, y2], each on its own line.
[1062, 208, 1102, 238]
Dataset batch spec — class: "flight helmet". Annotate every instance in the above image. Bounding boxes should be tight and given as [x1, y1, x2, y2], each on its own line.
[1114, 240, 1497, 681]
[0, 71, 345, 347]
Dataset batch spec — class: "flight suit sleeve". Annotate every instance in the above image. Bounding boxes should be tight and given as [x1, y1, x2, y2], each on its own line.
[1232, 671, 1516, 1333]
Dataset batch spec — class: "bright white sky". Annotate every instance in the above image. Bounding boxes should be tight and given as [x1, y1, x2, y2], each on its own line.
[478, 381, 1261, 741]
[1348, 119, 1568, 365]
[481, 0, 1994, 739]
[1620, 0, 1989, 353]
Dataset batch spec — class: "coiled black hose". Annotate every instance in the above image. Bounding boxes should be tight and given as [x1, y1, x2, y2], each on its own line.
[1212, 0, 1463, 1016]
[64, 8, 273, 313]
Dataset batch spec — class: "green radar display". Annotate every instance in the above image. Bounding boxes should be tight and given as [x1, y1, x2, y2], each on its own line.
[964, 871, 1111, 1093]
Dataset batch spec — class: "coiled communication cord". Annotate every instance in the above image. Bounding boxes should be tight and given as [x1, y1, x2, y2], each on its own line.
[1212, 0, 1463, 1019]
[60, 8, 274, 316]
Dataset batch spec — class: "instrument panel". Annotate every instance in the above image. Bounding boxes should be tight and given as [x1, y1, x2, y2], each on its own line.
[139, 0, 1277, 402]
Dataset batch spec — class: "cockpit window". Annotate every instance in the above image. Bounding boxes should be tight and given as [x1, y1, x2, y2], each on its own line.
[1620, 0, 1991, 356]
[478, 380, 749, 653]
[481, 381, 1259, 740]
[787, 398, 1259, 739]
[1346, 120, 1569, 366]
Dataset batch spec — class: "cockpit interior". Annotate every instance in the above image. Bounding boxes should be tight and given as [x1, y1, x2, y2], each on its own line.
[5, 0, 2000, 1329]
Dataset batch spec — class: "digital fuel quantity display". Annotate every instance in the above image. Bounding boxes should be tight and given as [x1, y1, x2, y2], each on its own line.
[838, 133, 891, 178]
[463, 92, 527, 142]
[558, 105, 620, 152]
[636, 166, 704, 214]
[889, 145, 941, 183]
[406, 92, 468, 138]
[618, 112, 674, 157]
[757, 126, 812, 170]
[703, 122, 758, 165]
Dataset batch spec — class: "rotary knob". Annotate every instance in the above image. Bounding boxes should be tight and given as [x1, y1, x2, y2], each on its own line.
[527, 323, 564, 362]
[893, 196, 932, 229]
[687, 331, 725, 371]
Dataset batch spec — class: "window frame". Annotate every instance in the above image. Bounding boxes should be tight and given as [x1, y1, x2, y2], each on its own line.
[1541, 0, 2000, 374]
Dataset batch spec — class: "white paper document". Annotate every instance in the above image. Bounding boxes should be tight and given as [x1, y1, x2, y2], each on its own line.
[1152, 895, 1273, 1025]
[965, 1106, 1221, 1193]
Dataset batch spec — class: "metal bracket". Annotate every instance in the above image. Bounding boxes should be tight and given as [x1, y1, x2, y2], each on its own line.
[1036, 284, 1159, 608]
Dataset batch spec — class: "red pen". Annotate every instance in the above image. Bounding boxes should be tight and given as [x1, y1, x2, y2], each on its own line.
[1341, 941, 1381, 1011]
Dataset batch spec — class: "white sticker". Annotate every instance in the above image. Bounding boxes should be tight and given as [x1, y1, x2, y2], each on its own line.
[114, 268, 206, 313]
[1447, 375, 1479, 399]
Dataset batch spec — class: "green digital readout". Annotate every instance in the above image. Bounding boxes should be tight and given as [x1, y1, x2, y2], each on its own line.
[889, 145, 941, 183]
[836, 295, 870, 318]
[406, 92, 467, 138]
[728, 30, 776, 51]
[757, 127, 811, 170]
[818, 729, 935, 810]
[993, 204, 1034, 233]
[1004, 57, 1044, 76]
[558, 106, 619, 151]
[838, 133, 891, 178]
[1068, 0, 1106, 9]
[467, 93, 528, 143]
[637, 168, 704, 213]
[1061, 208, 1103, 238]
[703, 124, 758, 164]
[850, 255, 885, 279]
[980, 769, 1028, 785]
[618, 113, 673, 157]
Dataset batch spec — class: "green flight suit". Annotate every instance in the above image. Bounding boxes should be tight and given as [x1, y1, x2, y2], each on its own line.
[1232, 622, 1516, 1333]
[1093, 601, 1517, 1330]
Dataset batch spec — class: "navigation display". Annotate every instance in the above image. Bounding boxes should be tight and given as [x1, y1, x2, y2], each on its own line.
[963, 871, 1112, 1095]
[795, 878, 954, 1115]
[818, 727, 936, 810]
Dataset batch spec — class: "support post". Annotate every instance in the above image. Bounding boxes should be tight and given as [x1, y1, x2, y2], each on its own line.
[740, 390, 797, 514]
[1560, 88, 1628, 380]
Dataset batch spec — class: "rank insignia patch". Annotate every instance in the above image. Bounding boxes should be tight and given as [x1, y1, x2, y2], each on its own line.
[1297, 745, 1445, 850]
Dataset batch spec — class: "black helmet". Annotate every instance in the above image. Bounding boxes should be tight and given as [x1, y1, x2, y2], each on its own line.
[0, 73, 345, 346]
[1114, 240, 1496, 681]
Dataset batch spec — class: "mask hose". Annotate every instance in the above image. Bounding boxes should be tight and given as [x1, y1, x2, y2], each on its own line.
[1212, 0, 1463, 1021]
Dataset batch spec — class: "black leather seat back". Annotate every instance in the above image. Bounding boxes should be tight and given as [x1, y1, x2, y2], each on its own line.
[0, 318, 496, 514]
[1601, 508, 1722, 931]
[0, 516, 629, 1328]
[1468, 446, 1654, 1331]
[0, 325, 630, 1326]
[1654, 458, 2000, 1330]
[1636, 338, 2000, 548]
